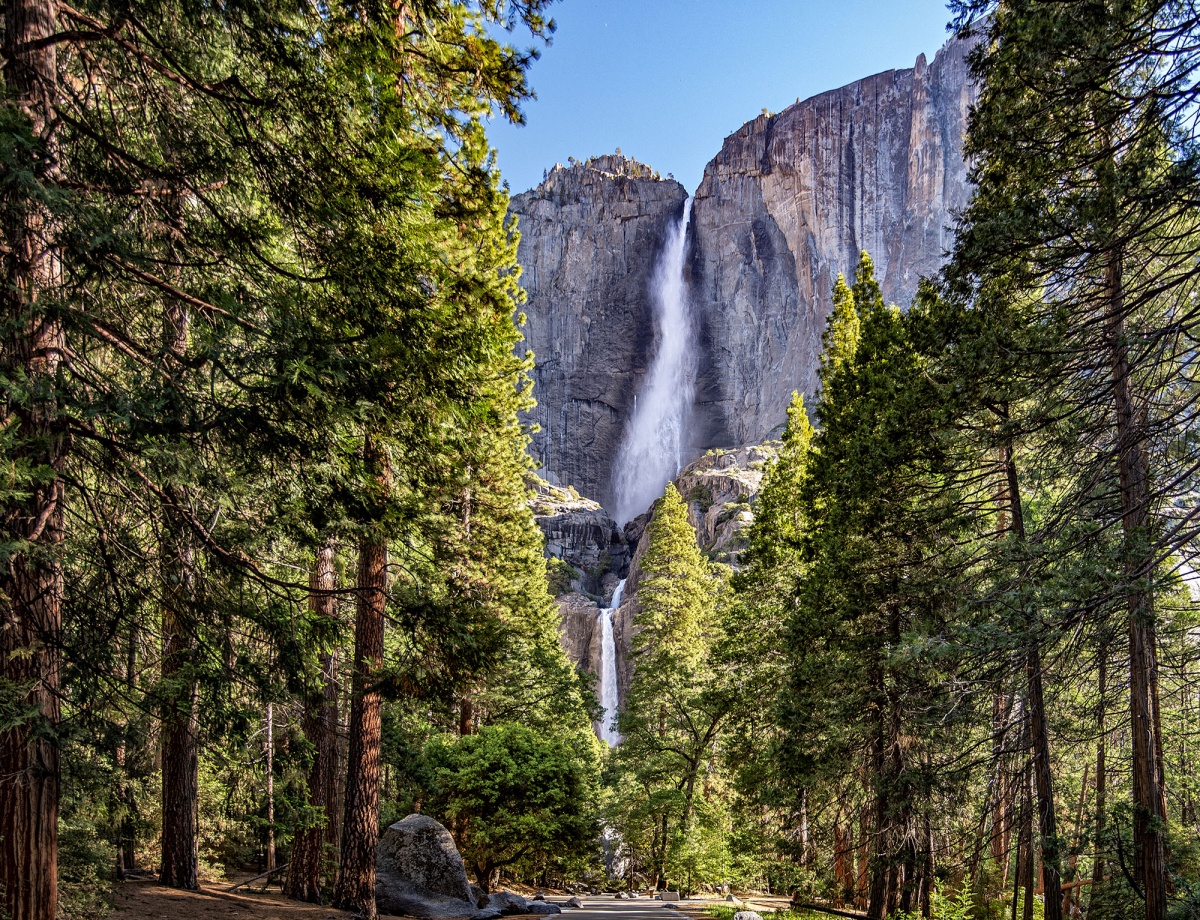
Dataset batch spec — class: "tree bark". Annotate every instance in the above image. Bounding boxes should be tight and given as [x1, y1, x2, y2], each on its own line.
[1, 2, 64, 918]
[160, 516, 199, 890]
[1002, 442, 1063, 920]
[1090, 650, 1108, 912]
[1106, 250, 1167, 920]
[333, 438, 390, 918]
[286, 540, 341, 902]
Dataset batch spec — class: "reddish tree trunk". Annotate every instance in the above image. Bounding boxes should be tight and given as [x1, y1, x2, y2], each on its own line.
[1106, 252, 1167, 920]
[286, 541, 341, 902]
[1, 2, 63, 918]
[333, 439, 389, 918]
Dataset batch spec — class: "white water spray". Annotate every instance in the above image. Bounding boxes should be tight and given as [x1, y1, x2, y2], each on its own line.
[597, 579, 626, 746]
[611, 199, 695, 525]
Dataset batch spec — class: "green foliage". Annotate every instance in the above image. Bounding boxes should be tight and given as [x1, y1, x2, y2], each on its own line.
[426, 723, 600, 886]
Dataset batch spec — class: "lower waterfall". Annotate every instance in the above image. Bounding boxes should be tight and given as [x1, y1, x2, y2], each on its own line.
[597, 578, 626, 746]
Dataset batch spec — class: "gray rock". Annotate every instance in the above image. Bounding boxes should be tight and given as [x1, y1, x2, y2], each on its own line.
[511, 155, 689, 510]
[471, 909, 503, 920]
[565, 897, 583, 909]
[615, 893, 628, 900]
[732, 912, 763, 920]
[487, 891, 530, 916]
[375, 814, 477, 919]
[471, 884, 489, 909]
[533, 892, 546, 902]
[526, 904, 561, 916]
[513, 36, 980, 518]
[532, 482, 630, 583]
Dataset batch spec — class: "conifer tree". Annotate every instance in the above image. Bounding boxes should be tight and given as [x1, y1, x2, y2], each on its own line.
[616, 483, 727, 890]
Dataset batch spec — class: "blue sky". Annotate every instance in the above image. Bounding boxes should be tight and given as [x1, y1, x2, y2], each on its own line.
[487, 1, 957, 195]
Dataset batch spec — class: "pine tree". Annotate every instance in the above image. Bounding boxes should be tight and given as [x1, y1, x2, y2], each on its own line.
[615, 483, 727, 890]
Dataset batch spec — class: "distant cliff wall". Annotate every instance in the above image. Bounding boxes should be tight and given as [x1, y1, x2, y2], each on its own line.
[689, 37, 975, 447]
[513, 36, 977, 506]
[511, 155, 688, 510]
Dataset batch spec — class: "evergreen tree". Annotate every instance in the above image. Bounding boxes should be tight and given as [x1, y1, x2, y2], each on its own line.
[614, 483, 728, 891]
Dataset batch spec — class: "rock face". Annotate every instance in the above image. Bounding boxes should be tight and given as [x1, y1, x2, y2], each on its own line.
[689, 37, 976, 448]
[514, 36, 976, 509]
[531, 479, 629, 596]
[512, 155, 688, 509]
[375, 814, 477, 919]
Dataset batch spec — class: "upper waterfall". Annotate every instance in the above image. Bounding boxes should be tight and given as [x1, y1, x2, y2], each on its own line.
[611, 198, 695, 525]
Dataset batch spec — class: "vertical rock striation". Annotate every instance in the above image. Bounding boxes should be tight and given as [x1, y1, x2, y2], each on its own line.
[514, 37, 977, 503]
[689, 36, 976, 447]
[511, 155, 688, 508]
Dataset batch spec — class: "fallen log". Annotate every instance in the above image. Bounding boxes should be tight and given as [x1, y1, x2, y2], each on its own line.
[226, 862, 290, 892]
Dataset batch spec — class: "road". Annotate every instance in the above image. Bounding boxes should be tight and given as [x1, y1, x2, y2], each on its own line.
[560, 897, 692, 920]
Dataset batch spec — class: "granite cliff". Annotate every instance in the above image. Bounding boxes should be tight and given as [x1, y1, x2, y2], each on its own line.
[511, 155, 688, 511]
[513, 36, 976, 503]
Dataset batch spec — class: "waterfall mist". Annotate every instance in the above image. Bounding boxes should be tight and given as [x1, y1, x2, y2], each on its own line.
[611, 199, 695, 525]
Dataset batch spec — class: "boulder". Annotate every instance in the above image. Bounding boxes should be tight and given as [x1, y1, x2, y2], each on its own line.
[471, 909, 503, 920]
[533, 892, 546, 901]
[375, 814, 477, 919]
[732, 912, 763, 920]
[471, 884, 489, 908]
[527, 904, 562, 916]
[565, 897, 583, 909]
[487, 891, 530, 916]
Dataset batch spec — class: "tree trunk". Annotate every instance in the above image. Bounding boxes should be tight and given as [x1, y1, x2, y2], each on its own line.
[159, 509, 199, 890]
[1020, 769, 1034, 920]
[1, 2, 64, 918]
[333, 439, 390, 918]
[286, 540, 341, 902]
[1090, 651, 1108, 912]
[1106, 250, 1167, 920]
[1003, 442, 1063, 920]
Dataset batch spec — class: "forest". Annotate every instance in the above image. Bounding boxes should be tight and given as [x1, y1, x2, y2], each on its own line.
[4, 2, 1200, 920]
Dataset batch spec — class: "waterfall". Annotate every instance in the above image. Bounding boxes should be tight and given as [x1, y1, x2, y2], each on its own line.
[597, 578, 626, 746]
[611, 198, 695, 525]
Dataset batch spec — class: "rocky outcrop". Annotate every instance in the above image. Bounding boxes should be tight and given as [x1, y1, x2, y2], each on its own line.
[514, 37, 977, 511]
[512, 156, 688, 508]
[689, 37, 976, 448]
[531, 480, 629, 596]
[675, 446, 774, 565]
[555, 592, 601, 675]
[376, 815, 477, 919]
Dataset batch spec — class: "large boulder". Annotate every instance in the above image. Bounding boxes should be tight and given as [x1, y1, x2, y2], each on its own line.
[487, 891, 530, 916]
[375, 814, 477, 919]
[527, 904, 562, 916]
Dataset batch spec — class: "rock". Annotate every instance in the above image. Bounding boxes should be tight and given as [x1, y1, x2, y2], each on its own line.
[725, 894, 741, 902]
[532, 480, 630, 586]
[732, 912, 763, 920]
[487, 891, 530, 916]
[513, 36, 979, 518]
[533, 893, 546, 901]
[615, 892, 628, 900]
[526, 904, 562, 916]
[471, 909, 503, 920]
[471, 884, 489, 909]
[659, 891, 680, 902]
[565, 897, 583, 909]
[375, 814, 477, 919]
[689, 34, 977, 452]
[511, 155, 689, 509]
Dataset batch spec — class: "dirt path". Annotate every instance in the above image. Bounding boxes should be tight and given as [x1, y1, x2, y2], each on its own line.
[110, 879, 356, 920]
